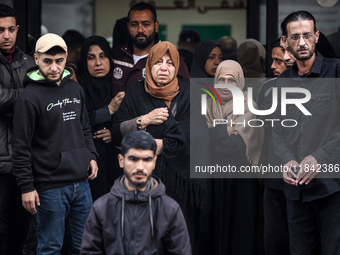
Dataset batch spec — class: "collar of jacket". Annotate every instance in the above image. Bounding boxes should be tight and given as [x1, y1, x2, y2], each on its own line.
[24, 65, 73, 88]
[115, 175, 163, 238]
[290, 50, 323, 78]
[112, 175, 164, 201]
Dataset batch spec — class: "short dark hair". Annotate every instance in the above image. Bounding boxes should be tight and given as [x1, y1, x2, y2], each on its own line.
[62, 30, 86, 52]
[271, 38, 281, 49]
[0, 4, 17, 21]
[121, 131, 157, 156]
[37, 46, 66, 57]
[127, 2, 157, 22]
[281, 10, 316, 36]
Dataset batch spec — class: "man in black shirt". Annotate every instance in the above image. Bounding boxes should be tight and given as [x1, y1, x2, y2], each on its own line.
[273, 11, 340, 255]
[257, 38, 289, 255]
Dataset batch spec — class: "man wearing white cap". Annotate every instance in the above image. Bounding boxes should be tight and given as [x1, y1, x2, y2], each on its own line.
[11, 33, 98, 254]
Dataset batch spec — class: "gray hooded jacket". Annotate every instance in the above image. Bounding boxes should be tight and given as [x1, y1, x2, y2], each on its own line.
[81, 176, 192, 255]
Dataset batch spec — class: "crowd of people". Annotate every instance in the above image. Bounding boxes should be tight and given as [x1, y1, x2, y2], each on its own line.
[1, 1, 340, 255]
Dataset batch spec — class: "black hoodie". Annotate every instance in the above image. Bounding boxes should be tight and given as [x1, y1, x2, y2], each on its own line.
[81, 176, 192, 255]
[12, 66, 97, 193]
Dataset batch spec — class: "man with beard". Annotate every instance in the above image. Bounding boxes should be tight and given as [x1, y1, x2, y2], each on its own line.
[257, 24, 296, 255]
[0, 4, 36, 254]
[273, 11, 340, 255]
[81, 131, 191, 254]
[257, 39, 290, 255]
[111, 2, 189, 96]
[12, 33, 98, 254]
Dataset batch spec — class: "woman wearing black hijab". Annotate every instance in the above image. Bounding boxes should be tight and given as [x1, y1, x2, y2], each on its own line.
[190, 40, 223, 78]
[75, 35, 125, 201]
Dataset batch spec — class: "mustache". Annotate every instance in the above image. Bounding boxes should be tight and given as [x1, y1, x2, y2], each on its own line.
[297, 46, 308, 52]
[132, 170, 147, 176]
[135, 33, 147, 38]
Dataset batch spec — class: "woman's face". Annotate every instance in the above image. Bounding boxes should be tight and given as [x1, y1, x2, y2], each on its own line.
[87, 45, 110, 77]
[151, 52, 175, 86]
[204, 46, 223, 76]
[216, 74, 237, 102]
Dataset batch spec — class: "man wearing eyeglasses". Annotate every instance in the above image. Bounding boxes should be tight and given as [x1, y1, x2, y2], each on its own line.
[273, 11, 340, 255]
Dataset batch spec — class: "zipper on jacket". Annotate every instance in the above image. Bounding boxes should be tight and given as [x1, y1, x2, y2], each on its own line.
[128, 190, 139, 255]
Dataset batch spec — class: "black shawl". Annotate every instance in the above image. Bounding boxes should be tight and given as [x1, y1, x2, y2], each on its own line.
[76, 35, 113, 129]
[190, 40, 221, 78]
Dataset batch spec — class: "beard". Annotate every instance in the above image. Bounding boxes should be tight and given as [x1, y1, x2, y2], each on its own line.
[39, 68, 62, 83]
[284, 59, 295, 67]
[291, 44, 315, 61]
[131, 29, 156, 49]
[124, 169, 150, 190]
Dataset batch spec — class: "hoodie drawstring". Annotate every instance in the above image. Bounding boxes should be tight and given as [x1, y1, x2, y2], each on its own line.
[121, 195, 125, 238]
[149, 194, 154, 237]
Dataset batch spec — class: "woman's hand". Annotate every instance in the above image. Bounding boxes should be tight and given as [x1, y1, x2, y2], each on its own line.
[141, 107, 169, 129]
[94, 128, 112, 143]
[108, 91, 125, 115]
[155, 139, 163, 155]
[227, 126, 234, 135]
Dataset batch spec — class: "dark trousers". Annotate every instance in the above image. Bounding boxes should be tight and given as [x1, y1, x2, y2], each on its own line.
[0, 173, 30, 255]
[263, 187, 290, 255]
[286, 191, 340, 255]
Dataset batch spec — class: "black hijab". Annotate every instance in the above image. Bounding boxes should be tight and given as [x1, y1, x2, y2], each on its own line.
[190, 40, 221, 78]
[316, 31, 337, 58]
[76, 35, 113, 125]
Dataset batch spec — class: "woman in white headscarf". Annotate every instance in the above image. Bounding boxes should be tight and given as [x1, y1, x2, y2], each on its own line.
[207, 60, 264, 255]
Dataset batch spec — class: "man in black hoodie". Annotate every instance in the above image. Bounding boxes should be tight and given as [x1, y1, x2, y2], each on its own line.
[12, 33, 98, 254]
[81, 131, 191, 255]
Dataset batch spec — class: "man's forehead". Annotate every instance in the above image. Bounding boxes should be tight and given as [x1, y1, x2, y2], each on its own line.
[287, 20, 314, 34]
[0, 16, 17, 26]
[40, 53, 66, 59]
[272, 47, 284, 56]
[125, 148, 154, 157]
[129, 10, 154, 22]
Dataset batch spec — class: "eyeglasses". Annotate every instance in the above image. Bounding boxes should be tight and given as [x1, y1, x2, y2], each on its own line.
[287, 33, 316, 42]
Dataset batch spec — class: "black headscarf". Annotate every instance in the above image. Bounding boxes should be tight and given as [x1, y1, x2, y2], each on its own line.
[190, 40, 221, 78]
[316, 31, 337, 58]
[76, 35, 113, 126]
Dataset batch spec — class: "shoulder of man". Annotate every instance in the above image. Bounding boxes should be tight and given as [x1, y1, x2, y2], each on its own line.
[112, 40, 133, 58]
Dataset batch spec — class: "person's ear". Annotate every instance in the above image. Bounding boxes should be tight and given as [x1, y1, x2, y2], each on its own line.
[34, 53, 39, 65]
[315, 31, 320, 44]
[280, 36, 288, 48]
[118, 154, 124, 168]
[155, 21, 159, 33]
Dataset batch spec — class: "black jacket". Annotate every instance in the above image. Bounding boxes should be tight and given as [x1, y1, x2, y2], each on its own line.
[0, 46, 35, 174]
[12, 66, 97, 193]
[81, 176, 192, 255]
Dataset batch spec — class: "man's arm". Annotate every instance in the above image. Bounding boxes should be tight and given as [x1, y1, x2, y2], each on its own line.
[0, 85, 21, 113]
[163, 205, 192, 255]
[80, 206, 105, 254]
[12, 97, 39, 212]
